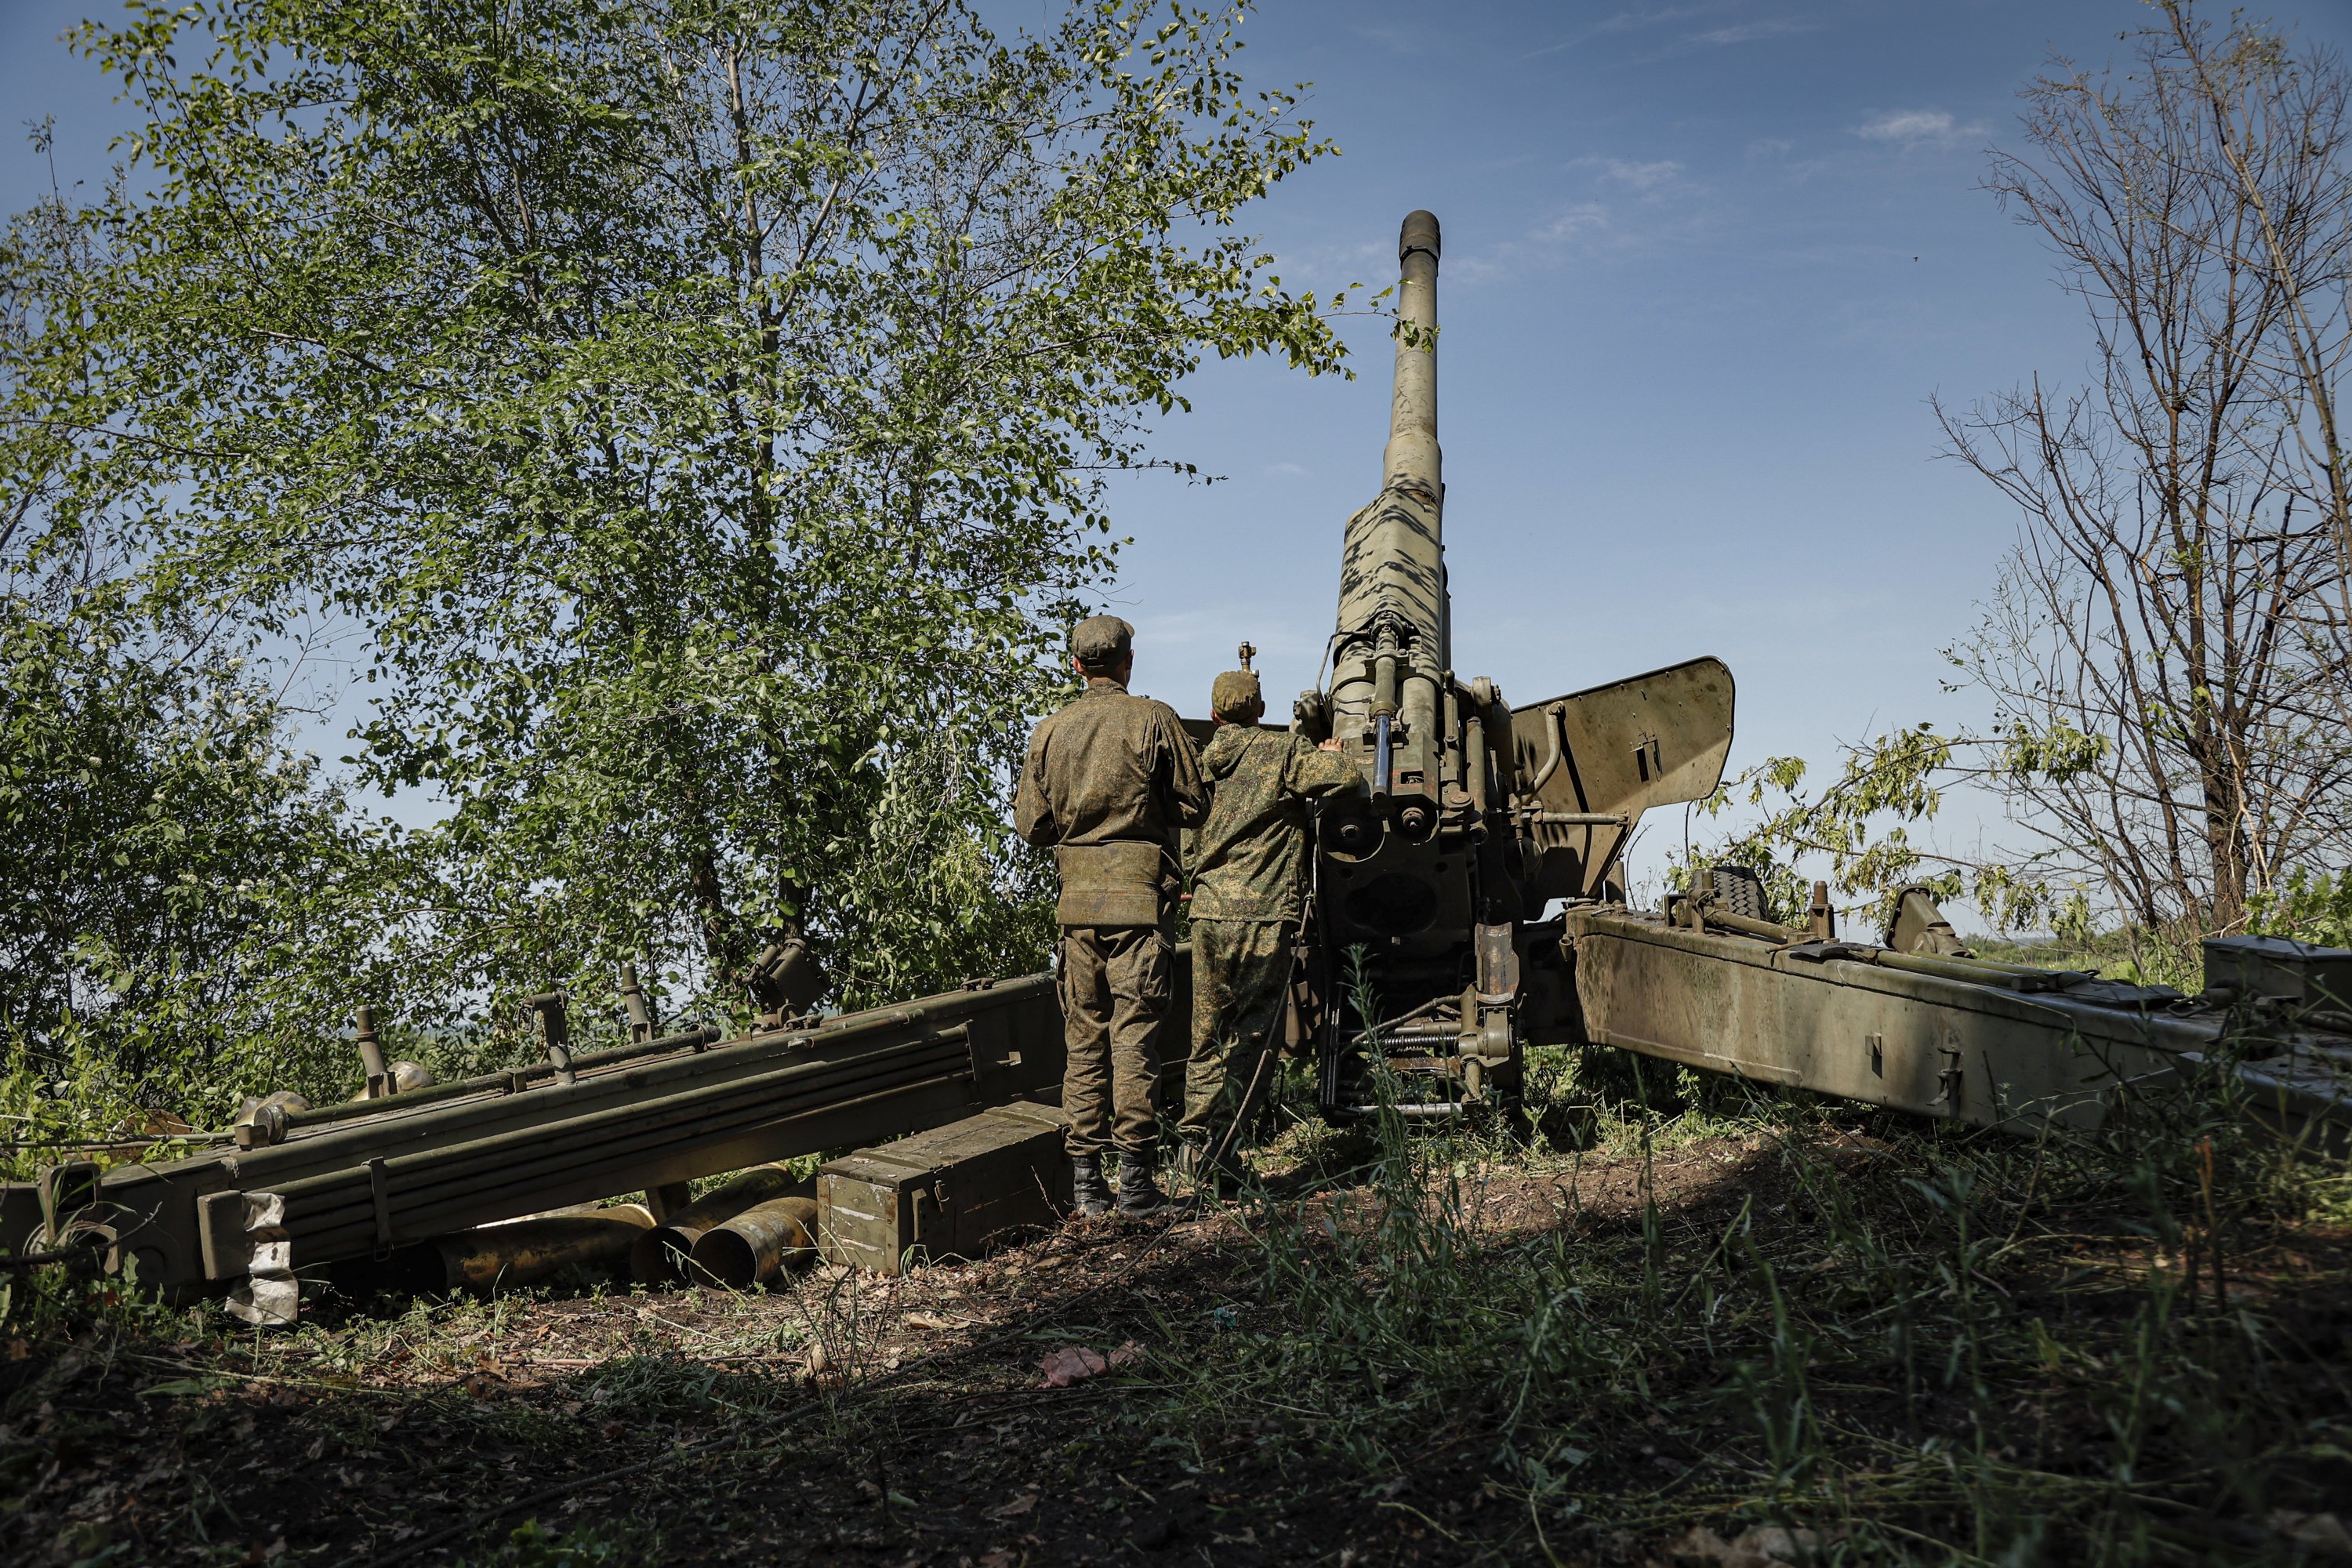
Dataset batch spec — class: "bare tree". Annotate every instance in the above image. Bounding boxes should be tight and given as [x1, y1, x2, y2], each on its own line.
[1936, 2, 2352, 936]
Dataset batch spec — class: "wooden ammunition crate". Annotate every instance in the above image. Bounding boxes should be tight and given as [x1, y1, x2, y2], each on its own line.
[817, 1102, 1069, 1275]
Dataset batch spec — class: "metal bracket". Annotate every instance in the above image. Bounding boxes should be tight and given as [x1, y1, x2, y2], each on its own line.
[1475, 923, 1521, 1004]
[367, 1156, 394, 1253]
[1931, 1047, 1963, 1112]
[525, 991, 576, 1085]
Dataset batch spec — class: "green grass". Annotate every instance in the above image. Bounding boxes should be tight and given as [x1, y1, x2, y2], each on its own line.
[1969, 930, 2209, 991]
[1146, 1026, 2352, 1564]
[7, 1013, 2349, 1564]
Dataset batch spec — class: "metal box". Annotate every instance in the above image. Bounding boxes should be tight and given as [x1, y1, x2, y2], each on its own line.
[2202, 936, 2352, 1011]
[817, 1102, 1070, 1275]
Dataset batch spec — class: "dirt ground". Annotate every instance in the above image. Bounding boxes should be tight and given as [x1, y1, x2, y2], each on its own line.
[5, 1122, 2349, 1567]
[0, 1135, 1784, 1568]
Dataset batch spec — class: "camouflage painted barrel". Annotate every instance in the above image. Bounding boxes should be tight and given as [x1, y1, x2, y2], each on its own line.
[1329, 209, 1447, 831]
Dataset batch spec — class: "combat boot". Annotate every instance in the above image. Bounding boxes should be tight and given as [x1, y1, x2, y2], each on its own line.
[1203, 1147, 1250, 1199]
[1174, 1136, 1207, 1181]
[1175, 1137, 1243, 1200]
[1115, 1152, 1168, 1218]
[1069, 1152, 1112, 1219]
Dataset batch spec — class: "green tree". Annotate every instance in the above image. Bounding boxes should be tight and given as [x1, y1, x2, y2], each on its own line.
[0, 592, 402, 1134]
[1688, 4, 2352, 967]
[2, 149, 408, 1137]
[1, 0, 1348, 1087]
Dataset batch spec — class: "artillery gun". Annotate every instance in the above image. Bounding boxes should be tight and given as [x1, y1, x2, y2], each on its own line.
[1292, 210, 1735, 1121]
[1287, 211, 2352, 1146]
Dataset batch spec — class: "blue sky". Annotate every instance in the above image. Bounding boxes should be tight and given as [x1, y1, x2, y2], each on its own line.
[8, 0, 2350, 922]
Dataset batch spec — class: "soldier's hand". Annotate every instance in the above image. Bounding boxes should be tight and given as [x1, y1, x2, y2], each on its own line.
[1316, 738, 1344, 753]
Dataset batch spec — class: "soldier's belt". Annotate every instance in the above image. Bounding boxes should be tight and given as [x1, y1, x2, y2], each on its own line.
[1054, 841, 1167, 927]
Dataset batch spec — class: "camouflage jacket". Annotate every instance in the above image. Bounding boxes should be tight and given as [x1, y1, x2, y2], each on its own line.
[1014, 678, 1209, 926]
[1186, 726, 1365, 923]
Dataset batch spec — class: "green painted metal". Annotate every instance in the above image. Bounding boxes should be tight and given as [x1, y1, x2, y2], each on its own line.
[2, 975, 1062, 1318]
[1563, 904, 2352, 1138]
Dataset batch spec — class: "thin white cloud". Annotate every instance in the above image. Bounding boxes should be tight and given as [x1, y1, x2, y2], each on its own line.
[1582, 156, 1685, 190]
[1347, 20, 1415, 57]
[1855, 109, 1987, 149]
[1265, 461, 1309, 478]
[1690, 15, 1818, 45]
[1599, 2, 1727, 32]
[1523, 2, 1791, 60]
[1534, 202, 1613, 245]
[1444, 203, 1618, 283]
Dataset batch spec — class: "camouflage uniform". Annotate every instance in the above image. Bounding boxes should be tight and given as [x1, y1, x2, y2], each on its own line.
[1014, 625, 1208, 1164]
[1181, 702, 1363, 1154]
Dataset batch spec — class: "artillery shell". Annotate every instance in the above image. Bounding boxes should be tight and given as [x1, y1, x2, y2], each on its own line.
[688, 1196, 818, 1289]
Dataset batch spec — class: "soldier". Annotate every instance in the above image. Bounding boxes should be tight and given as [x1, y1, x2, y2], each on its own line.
[1180, 666, 1363, 1188]
[1014, 615, 1208, 1219]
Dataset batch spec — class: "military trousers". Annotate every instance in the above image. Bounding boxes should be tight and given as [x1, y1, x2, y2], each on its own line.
[1057, 924, 1171, 1161]
[1180, 919, 1294, 1154]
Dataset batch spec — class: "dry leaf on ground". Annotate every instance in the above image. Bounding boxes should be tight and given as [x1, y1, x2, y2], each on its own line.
[1039, 1341, 1140, 1388]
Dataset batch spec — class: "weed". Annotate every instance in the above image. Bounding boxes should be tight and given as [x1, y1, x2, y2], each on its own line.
[454, 1517, 659, 1566]
[1152, 990, 2352, 1563]
[6, 975, 2346, 1564]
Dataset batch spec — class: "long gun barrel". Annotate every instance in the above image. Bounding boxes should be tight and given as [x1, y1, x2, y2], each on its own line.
[1333, 211, 1448, 832]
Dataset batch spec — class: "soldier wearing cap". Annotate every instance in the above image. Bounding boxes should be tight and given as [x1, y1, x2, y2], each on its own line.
[1180, 666, 1363, 1189]
[1014, 615, 1209, 1218]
